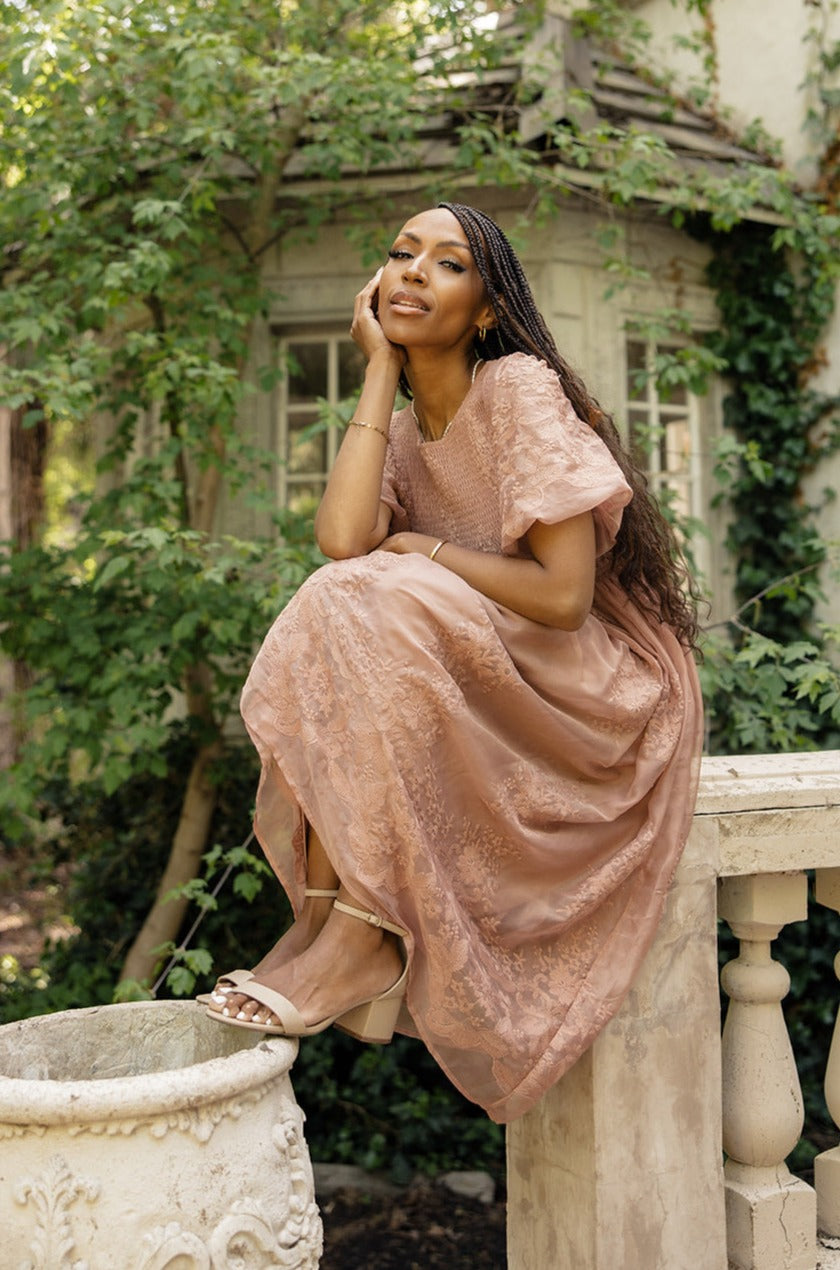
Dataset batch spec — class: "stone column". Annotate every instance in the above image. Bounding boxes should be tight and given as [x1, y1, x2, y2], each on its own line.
[719, 870, 815, 1270]
[814, 866, 840, 1237]
[506, 813, 727, 1270]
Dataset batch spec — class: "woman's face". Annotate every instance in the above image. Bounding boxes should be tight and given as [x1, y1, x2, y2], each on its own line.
[377, 207, 493, 355]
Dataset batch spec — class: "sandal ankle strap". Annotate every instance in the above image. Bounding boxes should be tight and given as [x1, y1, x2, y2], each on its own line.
[304, 888, 339, 899]
[333, 899, 407, 939]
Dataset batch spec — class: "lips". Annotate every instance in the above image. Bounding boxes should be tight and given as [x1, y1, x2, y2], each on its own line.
[389, 291, 429, 313]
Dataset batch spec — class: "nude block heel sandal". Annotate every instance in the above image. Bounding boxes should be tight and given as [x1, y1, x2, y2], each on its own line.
[204, 898, 408, 1041]
[332, 900, 409, 1045]
[196, 887, 339, 1006]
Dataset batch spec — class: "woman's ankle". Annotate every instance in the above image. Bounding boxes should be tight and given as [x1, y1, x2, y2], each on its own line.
[296, 893, 335, 935]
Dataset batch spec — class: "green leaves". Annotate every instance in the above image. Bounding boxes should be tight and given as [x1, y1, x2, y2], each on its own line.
[700, 623, 840, 754]
[0, 518, 325, 831]
[702, 225, 840, 646]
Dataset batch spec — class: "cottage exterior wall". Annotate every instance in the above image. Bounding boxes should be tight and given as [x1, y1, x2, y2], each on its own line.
[627, 0, 840, 623]
[633, 0, 833, 174]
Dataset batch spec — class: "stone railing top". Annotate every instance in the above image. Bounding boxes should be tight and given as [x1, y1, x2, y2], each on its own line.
[695, 751, 840, 878]
[697, 750, 840, 815]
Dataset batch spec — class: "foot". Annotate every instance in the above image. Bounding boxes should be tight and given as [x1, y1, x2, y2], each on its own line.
[206, 902, 404, 1032]
[206, 892, 336, 1007]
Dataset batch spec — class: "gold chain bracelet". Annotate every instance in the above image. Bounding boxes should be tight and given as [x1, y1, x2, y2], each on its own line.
[350, 419, 388, 442]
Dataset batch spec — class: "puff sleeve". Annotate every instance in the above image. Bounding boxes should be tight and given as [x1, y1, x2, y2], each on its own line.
[490, 354, 632, 557]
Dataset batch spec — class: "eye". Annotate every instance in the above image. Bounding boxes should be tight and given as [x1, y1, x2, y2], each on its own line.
[441, 259, 466, 273]
[388, 248, 412, 261]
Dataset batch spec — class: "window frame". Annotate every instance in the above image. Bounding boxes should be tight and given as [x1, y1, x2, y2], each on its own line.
[273, 329, 364, 515]
[622, 333, 712, 582]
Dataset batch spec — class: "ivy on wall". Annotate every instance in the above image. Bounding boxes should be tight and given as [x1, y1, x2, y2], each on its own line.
[703, 223, 840, 643]
[563, 0, 840, 752]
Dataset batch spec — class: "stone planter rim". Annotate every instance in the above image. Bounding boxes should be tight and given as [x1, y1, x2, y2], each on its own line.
[0, 1000, 298, 1127]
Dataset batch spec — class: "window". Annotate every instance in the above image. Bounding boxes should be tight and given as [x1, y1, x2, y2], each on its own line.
[624, 337, 704, 531]
[274, 333, 367, 516]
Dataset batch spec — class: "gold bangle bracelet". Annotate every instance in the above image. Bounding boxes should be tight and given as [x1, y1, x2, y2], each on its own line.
[350, 419, 389, 442]
[429, 539, 446, 562]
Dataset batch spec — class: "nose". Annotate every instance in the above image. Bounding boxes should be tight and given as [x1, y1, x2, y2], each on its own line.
[402, 255, 427, 284]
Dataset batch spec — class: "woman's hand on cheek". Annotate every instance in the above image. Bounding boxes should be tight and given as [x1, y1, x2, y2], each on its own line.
[378, 533, 438, 557]
[350, 268, 406, 369]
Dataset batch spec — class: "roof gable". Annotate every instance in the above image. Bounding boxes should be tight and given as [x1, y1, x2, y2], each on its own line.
[281, 11, 777, 218]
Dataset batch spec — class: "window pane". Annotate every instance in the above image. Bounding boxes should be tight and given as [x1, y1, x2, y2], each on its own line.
[287, 482, 324, 518]
[663, 417, 691, 474]
[287, 343, 327, 404]
[287, 410, 326, 474]
[627, 407, 654, 467]
[626, 340, 648, 401]
[338, 340, 367, 398]
[657, 377, 688, 407]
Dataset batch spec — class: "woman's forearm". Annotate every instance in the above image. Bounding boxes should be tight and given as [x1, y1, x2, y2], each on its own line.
[430, 541, 593, 629]
[314, 352, 401, 559]
[380, 515, 597, 629]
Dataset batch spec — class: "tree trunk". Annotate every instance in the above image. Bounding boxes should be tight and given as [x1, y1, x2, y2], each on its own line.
[0, 400, 14, 769]
[0, 385, 47, 768]
[118, 734, 224, 986]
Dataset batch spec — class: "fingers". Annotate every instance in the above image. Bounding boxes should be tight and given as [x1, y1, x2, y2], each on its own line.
[350, 268, 384, 347]
[351, 269, 409, 372]
[353, 267, 383, 318]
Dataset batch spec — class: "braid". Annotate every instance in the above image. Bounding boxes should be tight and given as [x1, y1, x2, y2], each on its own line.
[440, 201, 700, 649]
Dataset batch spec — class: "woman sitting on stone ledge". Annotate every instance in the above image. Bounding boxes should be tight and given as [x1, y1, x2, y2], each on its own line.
[205, 201, 704, 1125]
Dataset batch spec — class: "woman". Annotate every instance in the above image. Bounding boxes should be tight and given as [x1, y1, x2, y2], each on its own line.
[206, 203, 703, 1125]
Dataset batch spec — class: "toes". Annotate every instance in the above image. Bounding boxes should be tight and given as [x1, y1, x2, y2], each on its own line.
[229, 996, 278, 1027]
[216, 992, 246, 1017]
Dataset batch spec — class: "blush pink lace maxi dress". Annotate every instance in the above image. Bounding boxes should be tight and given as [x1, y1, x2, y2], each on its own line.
[241, 352, 703, 1124]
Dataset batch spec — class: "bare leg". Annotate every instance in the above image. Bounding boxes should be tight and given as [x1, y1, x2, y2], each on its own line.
[207, 880, 404, 1029]
[212, 824, 339, 990]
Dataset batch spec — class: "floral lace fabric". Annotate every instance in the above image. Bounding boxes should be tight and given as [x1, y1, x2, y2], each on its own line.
[241, 353, 703, 1123]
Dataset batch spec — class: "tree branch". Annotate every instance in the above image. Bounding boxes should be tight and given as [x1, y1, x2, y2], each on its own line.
[702, 561, 825, 634]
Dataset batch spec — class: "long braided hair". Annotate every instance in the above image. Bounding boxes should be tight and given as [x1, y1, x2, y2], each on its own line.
[439, 201, 700, 649]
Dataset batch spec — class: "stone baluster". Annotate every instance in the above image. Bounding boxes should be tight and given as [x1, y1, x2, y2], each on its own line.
[718, 871, 816, 1270]
[814, 866, 840, 1237]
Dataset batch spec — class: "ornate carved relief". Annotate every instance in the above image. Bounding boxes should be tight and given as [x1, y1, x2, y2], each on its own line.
[136, 1097, 322, 1270]
[208, 1198, 316, 1268]
[4, 1077, 321, 1269]
[139, 1198, 321, 1270]
[139, 1223, 211, 1270]
[270, 1101, 323, 1257]
[13, 1154, 100, 1270]
[0, 1122, 47, 1141]
[2, 1077, 280, 1145]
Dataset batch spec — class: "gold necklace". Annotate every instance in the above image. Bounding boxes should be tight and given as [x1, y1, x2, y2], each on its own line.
[410, 358, 483, 442]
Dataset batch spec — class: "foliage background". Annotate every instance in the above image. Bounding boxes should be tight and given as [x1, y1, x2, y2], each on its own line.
[1, 0, 840, 1179]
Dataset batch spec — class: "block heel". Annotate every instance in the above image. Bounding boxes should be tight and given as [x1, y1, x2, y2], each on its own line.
[205, 896, 409, 1041]
[334, 961, 409, 1044]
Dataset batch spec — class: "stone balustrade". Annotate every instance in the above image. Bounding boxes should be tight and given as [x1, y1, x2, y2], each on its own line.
[507, 750, 840, 1270]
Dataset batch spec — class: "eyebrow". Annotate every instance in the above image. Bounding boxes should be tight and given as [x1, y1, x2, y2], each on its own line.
[399, 230, 471, 251]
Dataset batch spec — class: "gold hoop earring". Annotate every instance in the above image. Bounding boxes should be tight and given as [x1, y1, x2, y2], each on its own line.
[478, 325, 486, 341]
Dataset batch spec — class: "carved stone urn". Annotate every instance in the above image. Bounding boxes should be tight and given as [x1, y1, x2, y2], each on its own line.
[0, 999, 323, 1268]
